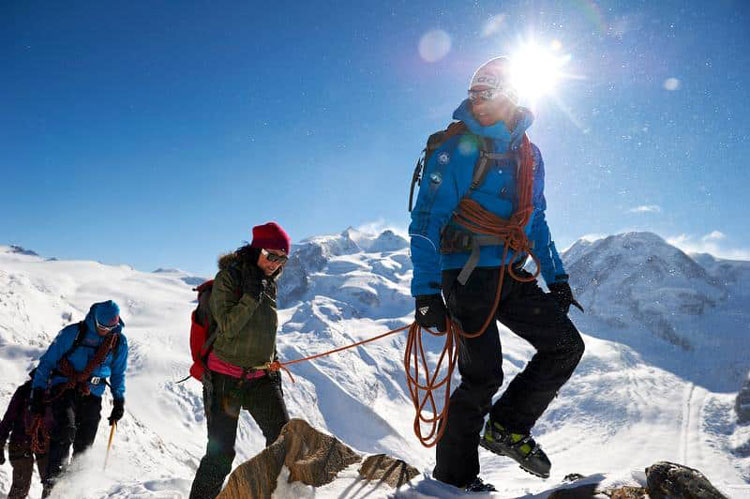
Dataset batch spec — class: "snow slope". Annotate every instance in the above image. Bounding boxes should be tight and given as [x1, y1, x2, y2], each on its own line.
[1, 230, 749, 498]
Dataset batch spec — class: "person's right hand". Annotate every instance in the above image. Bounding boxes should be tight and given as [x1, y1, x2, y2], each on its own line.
[243, 277, 268, 302]
[414, 294, 447, 332]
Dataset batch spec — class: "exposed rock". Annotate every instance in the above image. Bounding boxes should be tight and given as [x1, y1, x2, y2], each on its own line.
[358, 453, 419, 488]
[218, 419, 361, 499]
[547, 483, 646, 499]
[646, 461, 728, 499]
[547, 481, 666, 498]
[548, 483, 602, 498]
[563, 473, 587, 482]
[8, 245, 39, 256]
[605, 487, 647, 498]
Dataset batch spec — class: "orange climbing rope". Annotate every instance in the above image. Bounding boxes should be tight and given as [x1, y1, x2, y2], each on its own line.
[267, 135, 540, 448]
[29, 415, 49, 454]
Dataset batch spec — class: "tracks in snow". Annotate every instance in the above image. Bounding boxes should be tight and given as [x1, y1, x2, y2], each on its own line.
[679, 382, 706, 467]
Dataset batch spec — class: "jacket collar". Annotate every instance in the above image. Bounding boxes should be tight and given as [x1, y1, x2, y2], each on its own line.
[453, 99, 534, 151]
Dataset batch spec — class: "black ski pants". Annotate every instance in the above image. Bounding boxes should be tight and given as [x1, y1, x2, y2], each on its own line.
[7, 442, 48, 499]
[433, 267, 585, 488]
[189, 370, 289, 499]
[44, 389, 102, 489]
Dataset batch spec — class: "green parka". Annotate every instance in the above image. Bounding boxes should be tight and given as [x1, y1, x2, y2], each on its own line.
[209, 249, 279, 369]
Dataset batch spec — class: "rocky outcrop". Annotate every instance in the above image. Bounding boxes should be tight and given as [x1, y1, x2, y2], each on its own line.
[217, 419, 418, 499]
[358, 453, 419, 488]
[646, 461, 728, 499]
[547, 461, 728, 499]
[217, 419, 360, 499]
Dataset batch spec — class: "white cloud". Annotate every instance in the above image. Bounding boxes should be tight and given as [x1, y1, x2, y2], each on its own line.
[628, 205, 662, 214]
[667, 231, 750, 260]
[355, 219, 408, 239]
[702, 230, 726, 242]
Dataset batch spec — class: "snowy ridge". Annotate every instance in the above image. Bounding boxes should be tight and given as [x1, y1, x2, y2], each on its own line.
[1, 230, 749, 497]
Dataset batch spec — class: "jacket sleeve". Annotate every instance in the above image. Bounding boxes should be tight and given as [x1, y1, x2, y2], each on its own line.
[409, 139, 464, 297]
[0, 384, 27, 443]
[210, 268, 261, 340]
[529, 144, 567, 286]
[109, 334, 128, 400]
[32, 326, 76, 390]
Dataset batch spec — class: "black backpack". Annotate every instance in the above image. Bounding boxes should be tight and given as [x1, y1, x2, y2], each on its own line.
[409, 121, 511, 212]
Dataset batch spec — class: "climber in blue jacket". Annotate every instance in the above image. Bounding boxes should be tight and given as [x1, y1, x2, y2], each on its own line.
[31, 300, 127, 496]
[409, 56, 585, 491]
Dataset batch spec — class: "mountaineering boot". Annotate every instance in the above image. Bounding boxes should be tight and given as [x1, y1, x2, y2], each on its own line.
[479, 420, 551, 478]
[465, 476, 497, 492]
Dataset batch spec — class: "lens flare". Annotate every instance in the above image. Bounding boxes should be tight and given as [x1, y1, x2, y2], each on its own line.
[509, 41, 572, 103]
[419, 30, 452, 63]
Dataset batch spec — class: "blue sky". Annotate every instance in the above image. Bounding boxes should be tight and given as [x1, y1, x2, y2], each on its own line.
[2, 0, 749, 276]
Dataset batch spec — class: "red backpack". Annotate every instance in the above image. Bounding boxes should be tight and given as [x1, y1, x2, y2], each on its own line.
[187, 266, 242, 382]
[188, 280, 216, 381]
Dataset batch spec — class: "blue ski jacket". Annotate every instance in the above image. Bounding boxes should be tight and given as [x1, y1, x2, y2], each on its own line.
[32, 303, 128, 399]
[409, 99, 567, 297]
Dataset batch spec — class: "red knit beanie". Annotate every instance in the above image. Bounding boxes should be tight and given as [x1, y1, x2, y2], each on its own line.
[250, 222, 291, 254]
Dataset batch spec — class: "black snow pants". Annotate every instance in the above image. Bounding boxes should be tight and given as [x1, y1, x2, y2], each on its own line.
[433, 267, 585, 488]
[7, 442, 48, 499]
[44, 389, 102, 491]
[189, 370, 290, 499]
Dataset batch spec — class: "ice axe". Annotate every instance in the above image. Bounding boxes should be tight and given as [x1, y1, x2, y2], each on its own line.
[103, 422, 117, 471]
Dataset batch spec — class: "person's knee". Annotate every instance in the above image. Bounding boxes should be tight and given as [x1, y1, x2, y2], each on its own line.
[555, 328, 585, 377]
[206, 434, 236, 460]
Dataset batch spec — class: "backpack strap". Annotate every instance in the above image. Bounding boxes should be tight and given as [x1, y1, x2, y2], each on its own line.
[469, 138, 516, 194]
[61, 322, 87, 361]
[409, 121, 469, 212]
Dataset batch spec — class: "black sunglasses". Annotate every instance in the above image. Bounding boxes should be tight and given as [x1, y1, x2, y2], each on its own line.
[261, 249, 288, 264]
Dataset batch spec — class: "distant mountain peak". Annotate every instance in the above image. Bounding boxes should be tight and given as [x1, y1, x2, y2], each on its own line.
[563, 231, 726, 349]
[5, 245, 39, 256]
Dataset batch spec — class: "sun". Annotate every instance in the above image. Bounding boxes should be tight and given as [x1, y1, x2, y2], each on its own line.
[508, 40, 572, 105]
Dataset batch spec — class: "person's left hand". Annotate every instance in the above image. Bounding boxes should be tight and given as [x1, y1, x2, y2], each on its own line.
[548, 282, 584, 314]
[108, 398, 125, 425]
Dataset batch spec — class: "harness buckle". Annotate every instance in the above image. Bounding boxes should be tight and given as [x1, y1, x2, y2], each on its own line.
[90, 376, 102, 385]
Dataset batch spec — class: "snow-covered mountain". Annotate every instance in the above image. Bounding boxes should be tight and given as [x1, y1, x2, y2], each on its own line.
[564, 232, 750, 391]
[1, 230, 749, 498]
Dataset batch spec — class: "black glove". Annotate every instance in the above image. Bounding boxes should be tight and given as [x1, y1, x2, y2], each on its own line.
[548, 282, 584, 314]
[415, 294, 447, 332]
[30, 388, 46, 416]
[243, 277, 269, 302]
[108, 398, 124, 425]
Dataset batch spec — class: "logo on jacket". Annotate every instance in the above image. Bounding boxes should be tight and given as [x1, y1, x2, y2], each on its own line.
[430, 172, 442, 184]
[437, 152, 450, 164]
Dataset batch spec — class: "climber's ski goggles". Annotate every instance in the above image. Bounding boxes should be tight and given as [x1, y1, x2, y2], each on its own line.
[468, 86, 519, 105]
[95, 317, 119, 332]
